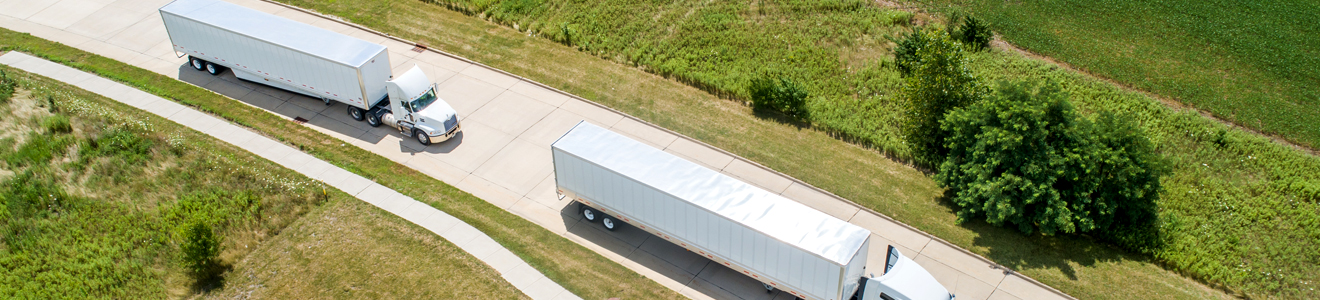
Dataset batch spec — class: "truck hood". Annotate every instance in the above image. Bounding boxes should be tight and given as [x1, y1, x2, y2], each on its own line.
[417, 98, 458, 132]
[867, 249, 953, 300]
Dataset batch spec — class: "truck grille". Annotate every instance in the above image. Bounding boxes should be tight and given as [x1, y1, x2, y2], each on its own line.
[444, 115, 458, 132]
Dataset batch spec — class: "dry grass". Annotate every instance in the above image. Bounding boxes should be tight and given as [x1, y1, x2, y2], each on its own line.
[209, 198, 526, 299]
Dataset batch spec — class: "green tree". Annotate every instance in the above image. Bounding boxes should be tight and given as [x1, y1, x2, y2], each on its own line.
[180, 221, 222, 278]
[1090, 112, 1165, 251]
[898, 29, 982, 166]
[938, 80, 1163, 236]
[954, 16, 993, 51]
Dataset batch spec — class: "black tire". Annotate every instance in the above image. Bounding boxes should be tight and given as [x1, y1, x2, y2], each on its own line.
[602, 215, 619, 231]
[365, 110, 382, 127]
[581, 205, 599, 222]
[415, 129, 431, 146]
[204, 62, 223, 75]
[348, 106, 365, 121]
[189, 57, 205, 71]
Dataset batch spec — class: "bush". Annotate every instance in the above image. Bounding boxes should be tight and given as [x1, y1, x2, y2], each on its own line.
[748, 74, 809, 119]
[953, 16, 993, 51]
[82, 128, 154, 164]
[938, 80, 1163, 236]
[41, 115, 71, 134]
[0, 70, 13, 104]
[898, 29, 982, 166]
[180, 221, 222, 279]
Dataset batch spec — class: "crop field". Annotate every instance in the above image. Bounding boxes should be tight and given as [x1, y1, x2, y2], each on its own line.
[1, 29, 684, 300]
[277, 0, 1317, 298]
[913, 0, 1320, 150]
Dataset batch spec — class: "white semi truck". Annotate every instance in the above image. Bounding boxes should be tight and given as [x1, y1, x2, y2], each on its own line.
[159, 0, 460, 145]
[552, 122, 953, 300]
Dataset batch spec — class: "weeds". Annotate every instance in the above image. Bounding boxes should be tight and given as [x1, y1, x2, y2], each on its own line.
[0, 68, 324, 298]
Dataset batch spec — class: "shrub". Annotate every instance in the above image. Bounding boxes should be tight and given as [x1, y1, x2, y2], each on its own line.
[82, 127, 154, 164]
[938, 80, 1163, 236]
[41, 115, 71, 134]
[180, 221, 222, 279]
[898, 29, 982, 166]
[953, 16, 993, 51]
[748, 74, 810, 119]
[0, 70, 13, 104]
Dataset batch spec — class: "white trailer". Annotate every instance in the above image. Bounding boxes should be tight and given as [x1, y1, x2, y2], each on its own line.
[159, 0, 460, 145]
[552, 122, 953, 300]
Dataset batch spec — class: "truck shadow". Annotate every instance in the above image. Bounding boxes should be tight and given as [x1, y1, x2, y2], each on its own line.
[173, 63, 464, 154]
[556, 203, 795, 300]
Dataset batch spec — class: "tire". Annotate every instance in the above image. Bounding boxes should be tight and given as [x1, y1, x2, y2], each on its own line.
[189, 57, 205, 71]
[581, 206, 599, 222]
[348, 106, 365, 121]
[415, 129, 431, 146]
[205, 62, 223, 75]
[366, 110, 382, 127]
[602, 215, 619, 231]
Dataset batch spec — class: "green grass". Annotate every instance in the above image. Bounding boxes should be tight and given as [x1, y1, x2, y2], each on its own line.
[912, 0, 1320, 150]
[0, 68, 330, 298]
[0, 29, 681, 299]
[210, 197, 526, 299]
[271, 0, 1318, 298]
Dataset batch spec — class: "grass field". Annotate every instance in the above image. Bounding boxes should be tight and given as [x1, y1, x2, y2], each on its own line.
[0, 66, 330, 298]
[272, 0, 1318, 298]
[0, 64, 533, 298]
[0, 29, 683, 299]
[209, 198, 526, 299]
[912, 0, 1320, 150]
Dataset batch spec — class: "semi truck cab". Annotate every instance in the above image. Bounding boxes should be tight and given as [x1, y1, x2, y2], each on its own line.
[857, 246, 955, 300]
[370, 65, 461, 145]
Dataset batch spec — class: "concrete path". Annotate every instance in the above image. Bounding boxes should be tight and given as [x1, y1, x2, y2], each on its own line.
[0, 1, 1074, 299]
[0, 51, 580, 300]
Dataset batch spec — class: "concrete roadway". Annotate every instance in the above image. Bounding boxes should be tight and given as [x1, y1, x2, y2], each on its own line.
[0, 0, 1072, 299]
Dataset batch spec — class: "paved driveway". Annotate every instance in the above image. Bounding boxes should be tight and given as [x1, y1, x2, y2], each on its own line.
[0, 1, 1072, 299]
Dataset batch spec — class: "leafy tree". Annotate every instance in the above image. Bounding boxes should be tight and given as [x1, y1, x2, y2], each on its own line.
[180, 221, 222, 279]
[1089, 112, 1166, 251]
[954, 16, 993, 51]
[898, 29, 982, 166]
[938, 80, 1163, 236]
[748, 74, 810, 119]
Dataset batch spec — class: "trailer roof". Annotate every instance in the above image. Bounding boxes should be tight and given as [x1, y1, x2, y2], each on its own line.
[159, 0, 385, 67]
[552, 122, 871, 265]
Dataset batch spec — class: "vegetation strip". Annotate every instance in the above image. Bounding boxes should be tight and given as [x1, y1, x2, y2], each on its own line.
[271, 0, 1316, 298]
[0, 30, 682, 299]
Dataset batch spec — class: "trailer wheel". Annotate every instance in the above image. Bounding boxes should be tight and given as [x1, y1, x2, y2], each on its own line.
[348, 106, 365, 121]
[414, 129, 431, 146]
[366, 110, 382, 127]
[189, 57, 205, 71]
[581, 206, 599, 222]
[204, 62, 224, 75]
[602, 216, 619, 231]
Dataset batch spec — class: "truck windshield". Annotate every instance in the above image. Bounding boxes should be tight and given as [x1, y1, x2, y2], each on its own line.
[409, 87, 437, 112]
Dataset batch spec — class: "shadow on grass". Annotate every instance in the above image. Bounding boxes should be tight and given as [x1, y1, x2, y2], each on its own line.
[190, 262, 232, 294]
[932, 194, 1155, 281]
